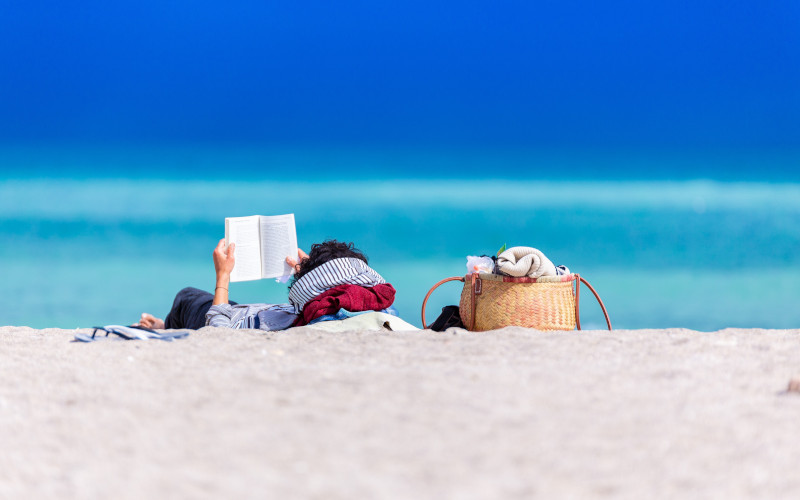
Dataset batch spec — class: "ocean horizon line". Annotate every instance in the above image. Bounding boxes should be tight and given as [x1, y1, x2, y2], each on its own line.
[3, 178, 800, 224]
[2, 143, 800, 181]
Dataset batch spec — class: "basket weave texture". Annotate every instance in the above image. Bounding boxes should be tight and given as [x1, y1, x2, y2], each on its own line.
[459, 274, 577, 331]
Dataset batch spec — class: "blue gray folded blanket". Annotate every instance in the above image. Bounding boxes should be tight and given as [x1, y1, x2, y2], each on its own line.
[74, 325, 191, 342]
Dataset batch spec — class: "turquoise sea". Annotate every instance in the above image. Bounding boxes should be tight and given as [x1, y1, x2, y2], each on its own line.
[2, 148, 798, 331]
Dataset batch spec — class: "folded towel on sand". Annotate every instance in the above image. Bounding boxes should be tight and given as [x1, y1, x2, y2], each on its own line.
[75, 325, 191, 342]
[496, 247, 558, 278]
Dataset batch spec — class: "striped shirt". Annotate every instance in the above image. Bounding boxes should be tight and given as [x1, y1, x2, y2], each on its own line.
[205, 303, 298, 330]
[288, 257, 386, 313]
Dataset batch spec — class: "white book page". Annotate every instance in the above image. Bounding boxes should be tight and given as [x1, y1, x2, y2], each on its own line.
[225, 216, 263, 282]
[258, 214, 297, 279]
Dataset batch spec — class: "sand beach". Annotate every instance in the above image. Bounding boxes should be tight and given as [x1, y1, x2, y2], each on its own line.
[2, 325, 800, 499]
[3, 1, 799, 498]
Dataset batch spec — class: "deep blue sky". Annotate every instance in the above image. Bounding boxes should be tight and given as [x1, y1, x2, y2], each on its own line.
[1, 0, 798, 151]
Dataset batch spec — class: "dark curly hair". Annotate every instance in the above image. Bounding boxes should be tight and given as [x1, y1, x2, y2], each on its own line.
[289, 240, 368, 289]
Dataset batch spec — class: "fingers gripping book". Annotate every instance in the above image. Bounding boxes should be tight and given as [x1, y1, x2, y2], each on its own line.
[225, 214, 298, 282]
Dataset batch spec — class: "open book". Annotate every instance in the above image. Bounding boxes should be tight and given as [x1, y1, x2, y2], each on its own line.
[225, 214, 298, 283]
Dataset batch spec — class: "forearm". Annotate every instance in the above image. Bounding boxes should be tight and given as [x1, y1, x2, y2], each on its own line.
[212, 273, 231, 305]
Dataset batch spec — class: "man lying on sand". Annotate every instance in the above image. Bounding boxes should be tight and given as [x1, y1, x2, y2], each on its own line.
[137, 239, 396, 331]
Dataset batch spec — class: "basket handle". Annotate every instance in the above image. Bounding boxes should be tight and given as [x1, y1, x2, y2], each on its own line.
[575, 274, 612, 330]
[421, 276, 465, 329]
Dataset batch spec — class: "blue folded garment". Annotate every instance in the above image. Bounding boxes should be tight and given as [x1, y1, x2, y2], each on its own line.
[307, 306, 398, 325]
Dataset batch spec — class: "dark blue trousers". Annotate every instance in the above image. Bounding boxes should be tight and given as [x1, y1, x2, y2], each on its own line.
[164, 287, 238, 329]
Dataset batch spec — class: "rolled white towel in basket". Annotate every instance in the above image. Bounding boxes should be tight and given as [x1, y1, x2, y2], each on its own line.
[496, 246, 558, 278]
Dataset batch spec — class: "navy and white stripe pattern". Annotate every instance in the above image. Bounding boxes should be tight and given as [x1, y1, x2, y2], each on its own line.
[206, 303, 298, 330]
[288, 257, 386, 312]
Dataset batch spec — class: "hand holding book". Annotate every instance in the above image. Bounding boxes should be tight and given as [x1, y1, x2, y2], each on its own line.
[285, 248, 310, 273]
[213, 239, 236, 277]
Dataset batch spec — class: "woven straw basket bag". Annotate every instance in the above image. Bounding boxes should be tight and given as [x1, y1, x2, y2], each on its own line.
[421, 273, 611, 331]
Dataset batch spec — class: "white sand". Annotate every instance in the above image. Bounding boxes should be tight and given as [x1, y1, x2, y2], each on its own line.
[1, 326, 800, 499]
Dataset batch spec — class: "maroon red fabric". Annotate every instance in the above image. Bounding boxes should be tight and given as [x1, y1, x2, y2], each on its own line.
[296, 283, 396, 326]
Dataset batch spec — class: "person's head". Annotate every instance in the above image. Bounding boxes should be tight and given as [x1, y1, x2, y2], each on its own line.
[289, 240, 368, 289]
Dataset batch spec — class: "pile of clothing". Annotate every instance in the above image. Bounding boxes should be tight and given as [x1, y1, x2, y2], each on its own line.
[288, 257, 396, 326]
